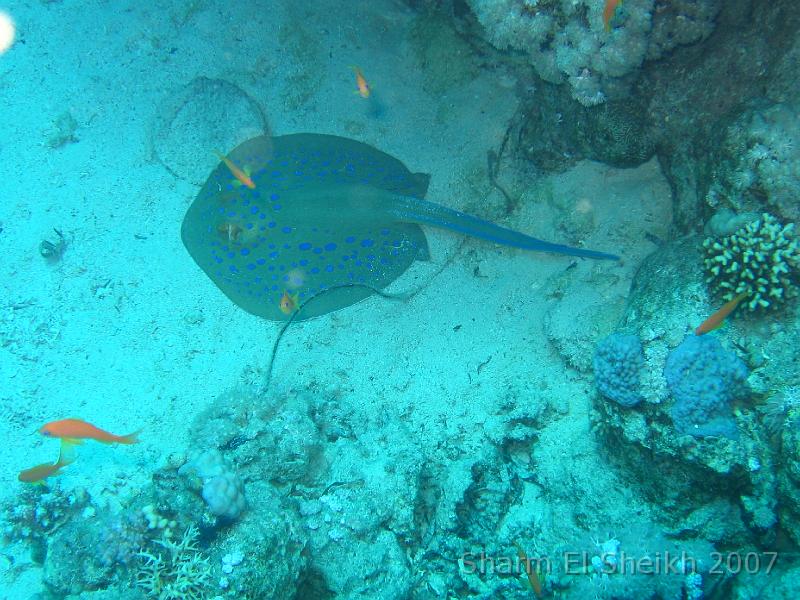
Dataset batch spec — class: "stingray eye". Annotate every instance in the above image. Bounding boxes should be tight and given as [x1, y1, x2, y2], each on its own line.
[42, 429, 51, 437]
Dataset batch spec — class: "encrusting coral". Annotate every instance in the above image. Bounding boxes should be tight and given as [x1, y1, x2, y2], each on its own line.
[703, 213, 799, 311]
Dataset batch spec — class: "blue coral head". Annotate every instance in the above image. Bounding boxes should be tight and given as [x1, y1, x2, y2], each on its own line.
[593, 333, 644, 408]
[665, 335, 749, 439]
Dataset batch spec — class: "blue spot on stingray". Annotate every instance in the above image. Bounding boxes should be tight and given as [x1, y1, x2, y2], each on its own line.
[268, 244, 276, 250]
[361, 239, 374, 248]
[281, 226, 292, 234]
[311, 267, 320, 274]
[380, 228, 389, 235]
[283, 244, 290, 249]
[269, 251, 279, 258]
[282, 275, 289, 282]
[214, 257, 223, 264]
[299, 259, 309, 266]
[392, 240, 402, 247]
[268, 266, 275, 271]
[391, 249, 399, 256]
[299, 242, 312, 250]
[325, 265, 334, 272]
[250, 206, 259, 214]
[271, 171, 282, 178]
[345, 236, 356, 243]
[226, 210, 236, 218]
[273, 204, 282, 211]
[229, 265, 239, 273]
[325, 242, 337, 251]
[355, 260, 363, 266]
[259, 213, 266, 219]
[271, 284, 278, 291]
[227, 251, 235, 259]
[240, 248, 250, 256]
[380, 257, 390, 265]
[246, 263, 256, 270]
[270, 193, 280, 201]
[245, 223, 254, 230]
[268, 222, 276, 228]
[313, 248, 322, 254]
[257, 258, 266, 265]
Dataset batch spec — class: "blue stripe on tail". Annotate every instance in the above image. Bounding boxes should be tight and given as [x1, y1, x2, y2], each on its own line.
[391, 196, 620, 261]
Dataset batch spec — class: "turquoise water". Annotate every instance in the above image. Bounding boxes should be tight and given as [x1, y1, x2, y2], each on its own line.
[1, 1, 799, 598]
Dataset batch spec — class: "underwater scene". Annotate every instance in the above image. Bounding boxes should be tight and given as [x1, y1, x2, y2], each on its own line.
[0, 0, 799, 598]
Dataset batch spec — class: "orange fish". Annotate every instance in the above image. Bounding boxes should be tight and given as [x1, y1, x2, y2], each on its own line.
[603, 0, 623, 31]
[18, 440, 76, 484]
[40, 418, 140, 445]
[351, 66, 370, 99]
[215, 151, 256, 189]
[279, 290, 300, 316]
[695, 292, 747, 336]
[514, 541, 543, 597]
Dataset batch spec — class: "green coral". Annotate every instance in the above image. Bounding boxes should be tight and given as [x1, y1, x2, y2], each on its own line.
[135, 525, 213, 600]
[703, 213, 800, 311]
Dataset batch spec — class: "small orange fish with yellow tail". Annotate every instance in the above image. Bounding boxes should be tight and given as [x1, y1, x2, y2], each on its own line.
[695, 292, 748, 336]
[279, 290, 300, 316]
[215, 151, 256, 189]
[18, 440, 76, 484]
[603, 0, 623, 31]
[351, 66, 370, 99]
[514, 540, 543, 598]
[39, 418, 140, 445]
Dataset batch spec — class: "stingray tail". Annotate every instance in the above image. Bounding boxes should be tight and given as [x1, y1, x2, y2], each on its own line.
[389, 196, 620, 261]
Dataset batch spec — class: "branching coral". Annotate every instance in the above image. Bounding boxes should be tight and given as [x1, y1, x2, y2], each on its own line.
[703, 213, 800, 311]
[135, 525, 213, 600]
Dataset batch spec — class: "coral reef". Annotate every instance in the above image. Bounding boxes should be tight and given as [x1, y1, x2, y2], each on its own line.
[466, 0, 720, 106]
[1, 483, 90, 564]
[179, 449, 247, 521]
[665, 335, 749, 438]
[593, 332, 644, 407]
[98, 512, 149, 567]
[703, 213, 800, 311]
[705, 103, 800, 222]
[135, 525, 213, 600]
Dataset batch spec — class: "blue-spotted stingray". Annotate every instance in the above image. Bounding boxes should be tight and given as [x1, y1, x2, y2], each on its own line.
[181, 133, 619, 321]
